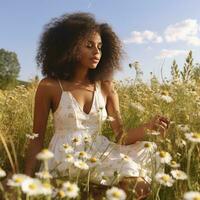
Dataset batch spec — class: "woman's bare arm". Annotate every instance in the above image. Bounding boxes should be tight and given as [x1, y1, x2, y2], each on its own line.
[24, 78, 52, 176]
[103, 81, 154, 145]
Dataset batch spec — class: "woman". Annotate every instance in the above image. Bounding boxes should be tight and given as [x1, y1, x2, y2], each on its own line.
[24, 12, 169, 199]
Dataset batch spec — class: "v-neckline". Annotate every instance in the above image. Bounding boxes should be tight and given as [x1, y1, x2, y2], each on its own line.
[65, 82, 97, 115]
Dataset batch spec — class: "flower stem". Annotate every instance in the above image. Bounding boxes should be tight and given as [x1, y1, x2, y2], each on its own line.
[187, 143, 196, 189]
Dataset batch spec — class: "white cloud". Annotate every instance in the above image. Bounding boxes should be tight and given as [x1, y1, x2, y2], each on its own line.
[164, 19, 200, 46]
[156, 49, 188, 59]
[123, 30, 163, 44]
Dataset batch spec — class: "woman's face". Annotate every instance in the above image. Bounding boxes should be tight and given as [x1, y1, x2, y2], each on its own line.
[77, 31, 102, 70]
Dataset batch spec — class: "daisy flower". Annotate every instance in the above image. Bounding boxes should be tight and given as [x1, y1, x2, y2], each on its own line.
[120, 153, 133, 163]
[106, 186, 126, 200]
[56, 189, 67, 198]
[183, 191, 200, 200]
[21, 178, 42, 196]
[130, 102, 145, 113]
[143, 142, 157, 153]
[75, 151, 89, 160]
[41, 182, 52, 195]
[169, 160, 180, 168]
[146, 129, 160, 136]
[74, 160, 89, 170]
[185, 132, 200, 143]
[156, 150, 172, 164]
[177, 124, 190, 132]
[156, 91, 173, 103]
[35, 171, 52, 179]
[155, 172, 174, 187]
[170, 170, 187, 180]
[60, 144, 74, 153]
[71, 136, 82, 146]
[26, 133, 38, 140]
[36, 149, 54, 160]
[82, 134, 92, 144]
[106, 116, 115, 122]
[64, 153, 74, 163]
[62, 181, 79, 198]
[87, 156, 100, 167]
[0, 167, 6, 178]
[7, 174, 29, 187]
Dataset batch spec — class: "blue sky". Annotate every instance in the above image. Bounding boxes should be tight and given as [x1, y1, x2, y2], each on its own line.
[1, 0, 200, 82]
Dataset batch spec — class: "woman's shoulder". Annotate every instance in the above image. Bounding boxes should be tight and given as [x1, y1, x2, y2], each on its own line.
[38, 77, 58, 89]
[100, 80, 117, 97]
[36, 77, 58, 96]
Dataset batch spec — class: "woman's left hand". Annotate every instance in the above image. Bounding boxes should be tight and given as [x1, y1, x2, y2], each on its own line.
[146, 115, 170, 137]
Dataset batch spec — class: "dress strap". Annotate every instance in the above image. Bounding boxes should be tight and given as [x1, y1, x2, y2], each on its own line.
[58, 79, 64, 92]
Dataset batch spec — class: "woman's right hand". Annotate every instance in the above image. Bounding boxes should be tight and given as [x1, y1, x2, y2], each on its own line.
[146, 115, 170, 137]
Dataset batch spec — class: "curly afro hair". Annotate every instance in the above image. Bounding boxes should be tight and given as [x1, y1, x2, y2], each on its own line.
[36, 12, 124, 82]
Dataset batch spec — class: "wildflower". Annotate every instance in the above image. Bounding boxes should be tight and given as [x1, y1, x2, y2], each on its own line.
[177, 124, 190, 132]
[75, 151, 89, 160]
[185, 132, 200, 143]
[106, 186, 126, 200]
[169, 160, 180, 168]
[64, 154, 74, 163]
[57, 189, 67, 198]
[62, 181, 79, 198]
[74, 160, 89, 170]
[170, 170, 187, 180]
[0, 167, 6, 178]
[130, 102, 145, 113]
[71, 136, 82, 146]
[87, 156, 100, 167]
[143, 142, 157, 152]
[146, 129, 160, 136]
[155, 172, 174, 187]
[21, 178, 42, 196]
[82, 134, 92, 144]
[35, 171, 52, 179]
[41, 182, 52, 195]
[120, 153, 133, 163]
[7, 174, 29, 187]
[36, 149, 54, 160]
[156, 150, 172, 164]
[26, 133, 38, 140]
[60, 144, 74, 153]
[156, 92, 173, 103]
[183, 191, 200, 200]
[106, 116, 115, 122]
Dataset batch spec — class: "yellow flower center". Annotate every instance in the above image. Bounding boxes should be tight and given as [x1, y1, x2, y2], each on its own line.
[79, 152, 85, 157]
[159, 151, 167, 158]
[29, 183, 36, 190]
[43, 183, 51, 188]
[72, 138, 78, 143]
[58, 190, 65, 197]
[193, 133, 200, 139]
[171, 161, 176, 165]
[66, 154, 72, 159]
[112, 191, 120, 198]
[42, 149, 49, 153]
[90, 157, 97, 163]
[193, 197, 200, 200]
[144, 143, 151, 148]
[15, 178, 23, 183]
[161, 91, 169, 96]
[161, 175, 169, 182]
[63, 144, 70, 148]
[67, 186, 73, 192]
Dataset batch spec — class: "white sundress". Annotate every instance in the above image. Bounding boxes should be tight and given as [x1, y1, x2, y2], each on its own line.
[43, 80, 157, 185]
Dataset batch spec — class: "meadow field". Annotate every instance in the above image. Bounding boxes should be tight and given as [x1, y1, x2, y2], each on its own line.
[0, 60, 200, 199]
